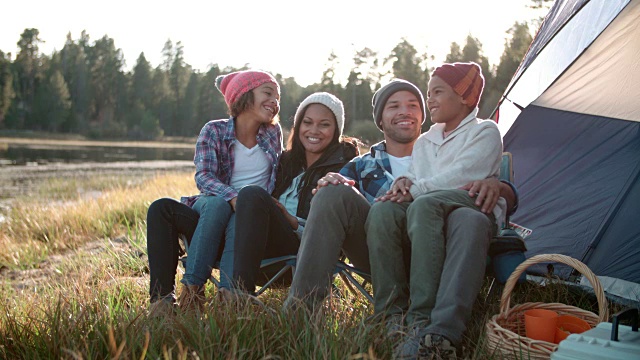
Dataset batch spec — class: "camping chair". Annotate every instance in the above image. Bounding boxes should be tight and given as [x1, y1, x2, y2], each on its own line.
[178, 237, 373, 302]
[485, 152, 528, 298]
[206, 254, 373, 302]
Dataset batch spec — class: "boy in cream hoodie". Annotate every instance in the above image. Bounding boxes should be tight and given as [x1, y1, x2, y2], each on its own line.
[367, 62, 504, 359]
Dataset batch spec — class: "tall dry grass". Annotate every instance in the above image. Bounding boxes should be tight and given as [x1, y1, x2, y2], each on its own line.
[0, 172, 624, 359]
[0, 172, 195, 269]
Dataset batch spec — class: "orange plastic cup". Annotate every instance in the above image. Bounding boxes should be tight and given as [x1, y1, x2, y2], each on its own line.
[554, 315, 591, 343]
[524, 309, 559, 342]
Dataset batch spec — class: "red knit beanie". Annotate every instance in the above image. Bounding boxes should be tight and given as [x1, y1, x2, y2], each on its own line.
[431, 62, 484, 108]
[215, 70, 280, 108]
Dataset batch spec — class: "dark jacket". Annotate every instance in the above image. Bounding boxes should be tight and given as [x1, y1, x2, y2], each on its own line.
[272, 141, 359, 220]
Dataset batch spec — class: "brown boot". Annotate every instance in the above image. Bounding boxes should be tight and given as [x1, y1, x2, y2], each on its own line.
[178, 284, 206, 314]
[147, 299, 176, 320]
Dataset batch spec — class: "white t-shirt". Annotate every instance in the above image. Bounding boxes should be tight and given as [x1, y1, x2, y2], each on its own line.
[230, 140, 271, 190]
[388, 154, 412, 179]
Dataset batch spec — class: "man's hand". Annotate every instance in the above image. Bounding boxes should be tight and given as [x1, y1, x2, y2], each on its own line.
[376, 178, 413, 203]
[460, 178, 501, 213]
[229, 197, 237, 212]
[312, 172, 356, 195]
[376, 191, 413, 203]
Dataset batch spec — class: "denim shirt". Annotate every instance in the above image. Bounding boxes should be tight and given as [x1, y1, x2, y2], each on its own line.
[181, 117, 282, 207]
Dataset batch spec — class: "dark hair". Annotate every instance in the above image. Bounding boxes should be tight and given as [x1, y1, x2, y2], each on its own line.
[275, 104, 358, 198]
[286, 103, 341, 159]
[229, 90, 279, 125]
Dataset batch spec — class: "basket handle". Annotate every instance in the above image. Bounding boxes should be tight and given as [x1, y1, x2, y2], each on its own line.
[499, 253, 609, 322]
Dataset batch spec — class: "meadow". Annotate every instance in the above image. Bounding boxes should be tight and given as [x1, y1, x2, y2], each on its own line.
[0, 170, 620, 359]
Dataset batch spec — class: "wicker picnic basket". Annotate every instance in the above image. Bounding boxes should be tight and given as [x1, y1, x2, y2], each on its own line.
[485, 254, 609, 360]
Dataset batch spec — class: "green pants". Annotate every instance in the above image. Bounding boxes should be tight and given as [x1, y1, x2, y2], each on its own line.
[366, 189, 496, 330]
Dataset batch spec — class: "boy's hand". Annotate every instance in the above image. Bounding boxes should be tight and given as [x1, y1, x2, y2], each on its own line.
[460, 178, 500, 213]
[313, 172, 356, 194]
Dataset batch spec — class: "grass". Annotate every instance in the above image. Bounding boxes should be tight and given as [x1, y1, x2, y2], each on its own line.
[0, 172, 626, 359]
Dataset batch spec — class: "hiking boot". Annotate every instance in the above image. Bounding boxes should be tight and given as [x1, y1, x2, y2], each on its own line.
[178, 284, 205, 313]
[417, 334, 458, 360]
[147, 299, 176, 320]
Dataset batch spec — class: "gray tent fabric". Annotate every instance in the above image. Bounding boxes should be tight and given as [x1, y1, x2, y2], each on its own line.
[504, 106, 640, 280]
[495, 0, 640, 302]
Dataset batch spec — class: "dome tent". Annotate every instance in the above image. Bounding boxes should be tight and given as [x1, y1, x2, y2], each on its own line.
[493, 0, 640, 303]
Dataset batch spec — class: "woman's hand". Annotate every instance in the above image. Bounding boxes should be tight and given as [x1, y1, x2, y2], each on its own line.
[272, 198, 298, 229]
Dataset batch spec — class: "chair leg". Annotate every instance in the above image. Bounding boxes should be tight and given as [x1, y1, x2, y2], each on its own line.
[339, 270, 374, 304]
[255, 264, 294, 296]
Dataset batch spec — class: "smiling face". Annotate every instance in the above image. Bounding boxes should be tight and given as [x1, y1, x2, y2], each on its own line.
[246, 82, 280, 124]
[427, 75, 469, 131]
[379, 90, 423, 146]
[298, 103, 338, 161]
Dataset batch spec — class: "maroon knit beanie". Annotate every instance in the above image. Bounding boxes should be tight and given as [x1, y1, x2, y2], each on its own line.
[215, 70, 280, 108]
[431, 62, 484, 108]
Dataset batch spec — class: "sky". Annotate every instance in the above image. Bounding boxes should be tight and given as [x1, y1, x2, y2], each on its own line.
[1, 0, 546, 87]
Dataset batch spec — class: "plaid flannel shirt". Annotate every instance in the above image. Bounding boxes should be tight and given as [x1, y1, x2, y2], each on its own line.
[339, 141, 394, 204]
[181, 117, 282, 207]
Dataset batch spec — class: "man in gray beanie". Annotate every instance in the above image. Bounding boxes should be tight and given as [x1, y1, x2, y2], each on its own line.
[283, 79, 517, 348]
[372, 78, 427, 131]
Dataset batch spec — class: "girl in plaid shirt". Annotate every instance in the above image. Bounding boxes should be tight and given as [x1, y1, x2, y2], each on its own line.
[146, 70, 283, 315]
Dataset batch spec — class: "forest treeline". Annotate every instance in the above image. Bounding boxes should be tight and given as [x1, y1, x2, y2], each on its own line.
[0, 22, 533, 144]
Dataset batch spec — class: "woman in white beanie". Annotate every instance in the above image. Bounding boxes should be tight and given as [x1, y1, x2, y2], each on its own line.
[229, 92, 359, 296]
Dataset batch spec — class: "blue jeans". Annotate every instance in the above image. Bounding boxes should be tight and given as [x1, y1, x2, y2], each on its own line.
[181, 195, 235, 288]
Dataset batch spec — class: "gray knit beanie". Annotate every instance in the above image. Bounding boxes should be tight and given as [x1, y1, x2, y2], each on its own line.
[294, 92, 345, 135]
[371, 79, 426, 131]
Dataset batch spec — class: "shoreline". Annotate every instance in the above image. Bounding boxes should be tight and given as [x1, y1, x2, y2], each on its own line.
[0, 160, 195, 220]
[0, 136, 194, 149]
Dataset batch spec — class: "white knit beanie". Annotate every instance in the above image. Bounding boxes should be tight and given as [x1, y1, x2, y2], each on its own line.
[294, 92, 345, 135]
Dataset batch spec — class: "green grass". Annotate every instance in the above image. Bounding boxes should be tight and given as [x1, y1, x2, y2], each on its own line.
[0, 172, 626, 359]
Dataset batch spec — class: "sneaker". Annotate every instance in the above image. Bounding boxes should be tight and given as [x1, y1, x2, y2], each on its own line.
[178, 284, 206, 313]
[418, 334, 458, 360]
[385, 314, 406, 339]
[393, 321, 429, 360]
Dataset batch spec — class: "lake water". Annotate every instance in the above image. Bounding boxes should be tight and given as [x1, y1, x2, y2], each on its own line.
[0, 139, 197, 223]
[0, 141, 195, 166]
